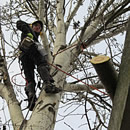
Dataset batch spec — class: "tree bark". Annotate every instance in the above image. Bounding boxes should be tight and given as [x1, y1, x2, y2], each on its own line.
[0, 83, 23, 130]
[90, 55, 118, 100]
[64, 83, 104, 92]
[24, 91, 61, 130]
[108, 18, 130, 130]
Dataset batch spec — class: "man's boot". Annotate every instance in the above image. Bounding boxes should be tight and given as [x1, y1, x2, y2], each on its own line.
[25, 82, 36, 110]
[37, 65, 62, 93]
[44, 81, 61, 94]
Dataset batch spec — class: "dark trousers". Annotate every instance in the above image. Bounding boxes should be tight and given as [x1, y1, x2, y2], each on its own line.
[19, 44, 53, 85]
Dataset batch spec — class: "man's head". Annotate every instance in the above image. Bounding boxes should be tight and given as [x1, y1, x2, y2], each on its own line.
[32, 20, 43, 33]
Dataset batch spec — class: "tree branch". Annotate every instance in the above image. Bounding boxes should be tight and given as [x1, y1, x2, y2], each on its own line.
[53, 0, 66, 54]
[77, 0, 129, 50]
[26, 0, 39, 19]
[0, 83, 24, 130]
[64, 83, 104, 92]
[79, 0, 102, 41]
[65, 0, 83, 32]
[38, 0, 52, 61]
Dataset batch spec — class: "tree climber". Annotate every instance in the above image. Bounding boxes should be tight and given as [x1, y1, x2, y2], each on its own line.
[16, 20, 61, 110]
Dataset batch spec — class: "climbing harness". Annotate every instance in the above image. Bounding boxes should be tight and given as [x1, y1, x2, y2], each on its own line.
[20, 37, 34, 52]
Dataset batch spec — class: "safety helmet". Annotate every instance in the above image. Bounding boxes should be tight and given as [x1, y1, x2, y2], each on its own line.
[32, 20, 43, 31]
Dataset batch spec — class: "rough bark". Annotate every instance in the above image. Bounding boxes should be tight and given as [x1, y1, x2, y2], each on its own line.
[108, 18, 130, 130]
[90, 55, 118, 100]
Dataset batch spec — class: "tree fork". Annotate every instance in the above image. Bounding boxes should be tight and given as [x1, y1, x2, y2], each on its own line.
[90, 55, 118, 100]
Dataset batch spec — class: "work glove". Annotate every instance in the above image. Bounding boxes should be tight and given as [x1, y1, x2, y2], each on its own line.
[27, 33, 33, 39]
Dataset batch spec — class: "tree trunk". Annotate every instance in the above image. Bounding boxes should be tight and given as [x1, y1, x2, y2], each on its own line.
[0, 83, 23, 130]
[108, 18, 130, 130]
[24, 90, 61, 130]
[90, 55, 118, 100]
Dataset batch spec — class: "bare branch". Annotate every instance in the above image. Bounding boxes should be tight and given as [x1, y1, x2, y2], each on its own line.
[64, 83, 104, 92]
[79, 0, 102, 41]
[65, 0, 84, 31]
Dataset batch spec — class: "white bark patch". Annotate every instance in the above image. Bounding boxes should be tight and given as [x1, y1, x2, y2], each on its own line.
[54, 49, 72, 86]
[82, 18, 101, 42]
[54, 0, 66, 54]
[0, 83, 23, 129]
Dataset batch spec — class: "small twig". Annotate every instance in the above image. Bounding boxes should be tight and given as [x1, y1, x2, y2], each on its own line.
[64, 122, 74, 130]
[84, 93, 92, 130]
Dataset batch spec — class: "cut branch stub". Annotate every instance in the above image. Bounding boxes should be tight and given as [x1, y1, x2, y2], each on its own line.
[90, 55, 118, 101]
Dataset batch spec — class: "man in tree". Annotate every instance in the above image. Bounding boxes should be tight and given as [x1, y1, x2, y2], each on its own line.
[16, 20, 61, 110]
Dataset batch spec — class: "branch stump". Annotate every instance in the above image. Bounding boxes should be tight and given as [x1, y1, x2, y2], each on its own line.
[90, 55, 118, 100]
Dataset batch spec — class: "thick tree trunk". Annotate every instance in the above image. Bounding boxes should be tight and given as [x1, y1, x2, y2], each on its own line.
[120, 88, 130, 130]
[24, 90, 61, 130]
[90, 55, 118, 100]
[108, 18, 130, 130]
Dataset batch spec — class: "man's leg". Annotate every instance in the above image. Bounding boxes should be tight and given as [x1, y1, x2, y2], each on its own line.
[37, 65, 61, 93]
[31, 48, 61, 93]
[20, 54, 36, 110]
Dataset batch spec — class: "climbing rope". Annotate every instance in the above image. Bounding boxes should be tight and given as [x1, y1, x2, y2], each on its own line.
[11, 63, 28, 87]
[48, 62, 108, 95]
[52, 41, 86, 57]
[49, 41, 108, 95]
[11, 72, 27, 87]
[11, 41, 108, 95]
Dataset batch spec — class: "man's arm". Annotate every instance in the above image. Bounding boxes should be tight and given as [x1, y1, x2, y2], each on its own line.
[16, 20, 31, 34]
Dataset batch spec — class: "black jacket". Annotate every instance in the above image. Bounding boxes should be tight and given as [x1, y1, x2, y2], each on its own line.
[16, 20, 40, 43]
